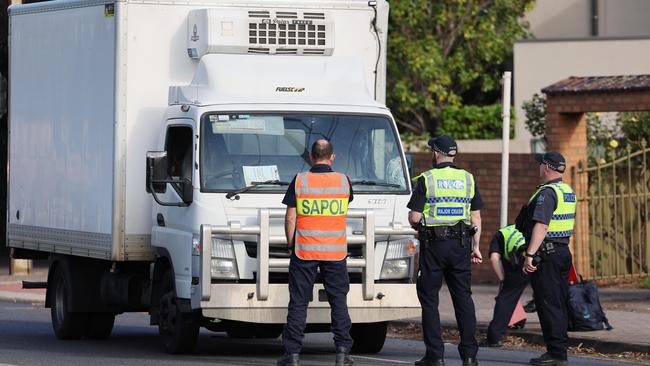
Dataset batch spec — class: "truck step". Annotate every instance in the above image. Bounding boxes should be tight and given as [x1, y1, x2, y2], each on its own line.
[22, 281, 47, 289]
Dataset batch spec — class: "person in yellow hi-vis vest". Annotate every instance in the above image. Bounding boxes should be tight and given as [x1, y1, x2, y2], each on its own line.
[407, 135, 483, 366]
[277, 139, 354, 366]
[522, 151, 576, 366]
[481, 225, 529, 348]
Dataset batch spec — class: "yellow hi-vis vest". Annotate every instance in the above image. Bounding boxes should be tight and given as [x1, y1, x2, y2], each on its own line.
[419, 167, 475, 227]
[528, 181, 576, 239]
[499, 225, 526, 262]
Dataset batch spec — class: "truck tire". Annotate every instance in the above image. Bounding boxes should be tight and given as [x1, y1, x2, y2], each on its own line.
[350, 321, 387, 354]
[51, 266, 88, 340]
[158, 269, 199, 354]
[85, 313, 115, 339]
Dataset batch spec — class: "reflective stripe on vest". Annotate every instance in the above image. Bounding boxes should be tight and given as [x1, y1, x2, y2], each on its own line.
[499, 225, 525, 262]
[528, 181, 576, 239]
[295, 172, 350, 261]
[420, 167, 475, 227]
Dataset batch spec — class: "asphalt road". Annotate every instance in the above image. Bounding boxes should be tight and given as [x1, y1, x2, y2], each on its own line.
[0, 300, 641, 366]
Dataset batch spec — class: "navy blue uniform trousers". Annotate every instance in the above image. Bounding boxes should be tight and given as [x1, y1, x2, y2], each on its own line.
[530, 244, 572, 361]
[417, 237, 478, 360]
[282, 251, 353, 354]
[486, 263, 529, 343]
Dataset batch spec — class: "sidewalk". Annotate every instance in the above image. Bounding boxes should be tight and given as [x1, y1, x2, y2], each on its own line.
[0, 257, 48, 303]
[396, 284, 650, 354]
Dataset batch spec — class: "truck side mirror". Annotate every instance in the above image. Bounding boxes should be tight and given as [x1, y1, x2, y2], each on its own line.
[146, 151, 168, 193]
[405, 153, 415, 178]
[146, 151, 190, 207]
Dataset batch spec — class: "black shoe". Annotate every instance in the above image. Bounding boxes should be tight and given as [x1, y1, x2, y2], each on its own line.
[529, 353, 567, 366]
[462, 357, 479, 366]
[414, 356, 445, 366]
[523, 300, 536, 313]
[335, 347, 354, 366]
[277, 353, 300, 366]
[478, 338, 503, 348]
[508, 319, 526, 330]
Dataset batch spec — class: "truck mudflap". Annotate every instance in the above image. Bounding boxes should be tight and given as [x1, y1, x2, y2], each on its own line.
[198, 208, 419, 323]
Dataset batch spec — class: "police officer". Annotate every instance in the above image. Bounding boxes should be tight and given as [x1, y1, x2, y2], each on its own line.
[277, 139, 354, 366]
[408, 135, 483, 366]
[522, 151, 575, 366]
[481, 224, 529, 347]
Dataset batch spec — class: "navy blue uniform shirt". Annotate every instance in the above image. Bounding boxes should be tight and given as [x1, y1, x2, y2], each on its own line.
[282, 164, 354, 208]
[519, 178, 569, 244]
[488, 231, 504, 256]
[407, 162, 484, 213]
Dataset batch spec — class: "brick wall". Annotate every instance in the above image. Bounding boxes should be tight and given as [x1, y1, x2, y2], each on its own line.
[411, 152, 540, 283]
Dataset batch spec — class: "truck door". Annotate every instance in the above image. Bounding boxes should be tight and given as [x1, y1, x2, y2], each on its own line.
[151, 119, 196, 299]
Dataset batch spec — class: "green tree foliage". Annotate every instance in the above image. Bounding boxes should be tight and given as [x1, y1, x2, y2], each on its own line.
[522, 93, 546, 139]
[401, 104, 514, 151]
[619, 111, 650, 148]
[438, 104, 514, 139]
[387, 0, 534, 135]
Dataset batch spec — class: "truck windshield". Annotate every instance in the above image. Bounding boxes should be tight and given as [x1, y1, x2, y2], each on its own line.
[200, 113, 408, 193]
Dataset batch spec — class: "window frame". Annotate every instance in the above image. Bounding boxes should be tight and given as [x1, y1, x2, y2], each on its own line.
[163, 123, 195, 198]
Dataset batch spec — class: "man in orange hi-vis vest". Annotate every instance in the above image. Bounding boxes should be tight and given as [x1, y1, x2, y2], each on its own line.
[277, 139, 354, 366]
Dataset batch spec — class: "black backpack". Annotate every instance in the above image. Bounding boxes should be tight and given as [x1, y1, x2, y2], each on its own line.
[567, 278, 613, 331]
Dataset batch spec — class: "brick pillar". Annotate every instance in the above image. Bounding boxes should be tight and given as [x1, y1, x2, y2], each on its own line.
[545, 108, 590, 277]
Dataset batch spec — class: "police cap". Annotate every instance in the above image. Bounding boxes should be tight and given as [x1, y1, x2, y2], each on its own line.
[428, 135, 457, 157]
[535, 151, 566, 173]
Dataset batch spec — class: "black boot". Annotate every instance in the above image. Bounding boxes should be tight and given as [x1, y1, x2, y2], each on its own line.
[334, 346, 353, 366]
[462, 357, 479, 366]
[478, 338, 503, 348]
[529, 353, 568, 366]
[414, 356, 445, 366]
[523, 299, 536, 313]
[277, 353, 300, 366]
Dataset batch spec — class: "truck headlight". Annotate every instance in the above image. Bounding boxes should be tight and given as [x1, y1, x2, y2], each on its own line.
[211, 238, 239, 279]
[380, 237, 419, 279]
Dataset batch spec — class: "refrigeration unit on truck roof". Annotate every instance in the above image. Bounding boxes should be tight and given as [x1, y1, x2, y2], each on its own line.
[186, 8, 335, 58]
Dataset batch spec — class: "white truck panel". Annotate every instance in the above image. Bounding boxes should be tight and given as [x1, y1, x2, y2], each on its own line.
[9, 0, 389, 262]
[8, 3, 116, 258]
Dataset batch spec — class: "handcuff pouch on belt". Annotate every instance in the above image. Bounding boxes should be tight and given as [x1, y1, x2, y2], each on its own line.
[532, 241, 556, 264]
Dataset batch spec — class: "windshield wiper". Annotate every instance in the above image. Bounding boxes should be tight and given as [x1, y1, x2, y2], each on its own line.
[350, 180, 402, 188]
[225, 180, 290, 199]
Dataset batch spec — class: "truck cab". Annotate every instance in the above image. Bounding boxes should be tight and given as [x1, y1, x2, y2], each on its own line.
[147, 52, 420, 353]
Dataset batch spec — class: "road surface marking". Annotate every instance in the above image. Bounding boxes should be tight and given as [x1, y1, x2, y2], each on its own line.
[353, 355, 413, 364]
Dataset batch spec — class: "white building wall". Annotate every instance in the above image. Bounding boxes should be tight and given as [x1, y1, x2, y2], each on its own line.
[524, 0, 650, 39]
[513, 38, 650, 153]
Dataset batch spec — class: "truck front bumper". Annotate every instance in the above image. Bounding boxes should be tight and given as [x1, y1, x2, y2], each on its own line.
[199, 283, 420, 323]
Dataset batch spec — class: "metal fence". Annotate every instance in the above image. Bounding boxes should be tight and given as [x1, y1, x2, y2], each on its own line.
[575, 140, 650, 280]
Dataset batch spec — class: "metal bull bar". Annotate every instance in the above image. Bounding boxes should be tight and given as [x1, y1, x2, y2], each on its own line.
[200, 208, 417, 302]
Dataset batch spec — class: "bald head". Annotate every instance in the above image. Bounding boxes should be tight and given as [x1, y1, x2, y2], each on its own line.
[310, 139, 335, 165]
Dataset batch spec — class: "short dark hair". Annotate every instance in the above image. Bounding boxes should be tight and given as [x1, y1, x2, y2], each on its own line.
[311, 139, 333, 161]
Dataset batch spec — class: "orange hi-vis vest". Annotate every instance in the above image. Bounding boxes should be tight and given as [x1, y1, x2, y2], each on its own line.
[294, 171, 350, 261]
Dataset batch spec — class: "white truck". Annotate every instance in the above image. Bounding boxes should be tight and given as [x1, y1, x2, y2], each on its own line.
[8, 0, 419, 354]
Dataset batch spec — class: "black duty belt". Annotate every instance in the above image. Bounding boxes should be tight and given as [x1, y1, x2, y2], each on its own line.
[420, 223, 476, 241]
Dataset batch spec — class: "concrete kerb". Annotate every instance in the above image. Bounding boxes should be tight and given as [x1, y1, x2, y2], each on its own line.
[388, 320, 650, 355]
[0, 280, 46, 304]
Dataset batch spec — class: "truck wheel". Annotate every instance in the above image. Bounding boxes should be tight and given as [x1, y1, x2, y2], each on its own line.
[350, 321, 387, 354]
[158, 269, 199, 354]
[51, 266, 88, 340]
[85, 313, 115, 339]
